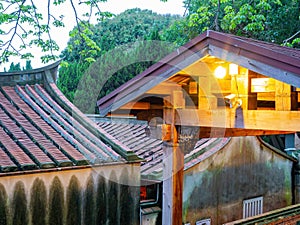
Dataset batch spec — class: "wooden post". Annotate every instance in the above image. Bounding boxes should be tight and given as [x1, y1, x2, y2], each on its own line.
[162, 91, 184, 225]
[172, 142, 184, 225]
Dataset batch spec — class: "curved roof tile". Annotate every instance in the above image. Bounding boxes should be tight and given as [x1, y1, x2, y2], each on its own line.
[0, 62, 135, 173]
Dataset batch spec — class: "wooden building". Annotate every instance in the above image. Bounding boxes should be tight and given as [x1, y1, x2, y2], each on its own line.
[97, 30, 300, 225]
[0, 62, 141, 225]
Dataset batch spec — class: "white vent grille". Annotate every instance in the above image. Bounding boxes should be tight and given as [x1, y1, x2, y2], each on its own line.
[243, 196, 263, 218]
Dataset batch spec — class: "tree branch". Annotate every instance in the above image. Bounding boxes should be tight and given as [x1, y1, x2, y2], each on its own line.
[283, 30, 300, 44]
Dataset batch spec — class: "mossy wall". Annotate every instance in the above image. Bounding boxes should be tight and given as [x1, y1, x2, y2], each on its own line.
[30, 178, 47, 225]
[0, 164, 140, 225]
[49, 176, 64, 225]
[0, 184, 7, 225]
[182, 136, 294, 225]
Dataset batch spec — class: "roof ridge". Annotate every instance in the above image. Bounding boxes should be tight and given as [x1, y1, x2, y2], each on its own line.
[25, 85, 115, 163]
[34, 84, 121, 161]
[15, 85, 92, 165]
[44, 71, 142, 162]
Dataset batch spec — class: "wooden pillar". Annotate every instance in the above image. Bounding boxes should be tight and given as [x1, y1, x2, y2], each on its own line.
[172, 142, 184, 225]
[162, 91, 184, 225]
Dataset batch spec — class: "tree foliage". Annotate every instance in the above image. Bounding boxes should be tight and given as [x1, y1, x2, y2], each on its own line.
[73, 39, 175, 113]
[5, 60, 32, 72]
[0, 0, 171, 64]
[58, 8, 178, 107]
[164, 0, 300, 47]
[0, 0, 114, 64]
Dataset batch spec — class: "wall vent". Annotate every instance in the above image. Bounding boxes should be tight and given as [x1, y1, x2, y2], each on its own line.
[243, 196, 263, 218]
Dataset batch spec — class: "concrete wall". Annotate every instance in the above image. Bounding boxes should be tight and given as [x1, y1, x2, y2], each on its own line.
[0, 163, 140, 225]
[182, 136, 294, 225]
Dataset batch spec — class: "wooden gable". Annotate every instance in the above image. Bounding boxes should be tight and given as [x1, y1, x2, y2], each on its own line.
[97, 30, 300, 136]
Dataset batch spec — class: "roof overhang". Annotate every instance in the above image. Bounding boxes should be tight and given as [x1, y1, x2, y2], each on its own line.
[97, 30, 300, 116]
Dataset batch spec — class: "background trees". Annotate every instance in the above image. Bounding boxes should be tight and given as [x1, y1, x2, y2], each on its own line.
[2, 1, 299, 113]
[58, 9, 179, 112]
[164, 0, 300, 47]
[0, 0, 114, 64]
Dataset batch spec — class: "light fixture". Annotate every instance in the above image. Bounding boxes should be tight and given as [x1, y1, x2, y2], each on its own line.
[229, 63, 238, 75]
[214, 66, 226, 79]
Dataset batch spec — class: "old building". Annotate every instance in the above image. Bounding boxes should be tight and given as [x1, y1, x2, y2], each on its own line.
[96, 118, 297, 224]
[97, 30, 300, 224]
[0, 62, 141, 225]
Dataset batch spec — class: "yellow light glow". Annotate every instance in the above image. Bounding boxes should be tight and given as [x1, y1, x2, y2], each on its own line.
[214, 66, 226, 79]
[229, 63, 238, 75]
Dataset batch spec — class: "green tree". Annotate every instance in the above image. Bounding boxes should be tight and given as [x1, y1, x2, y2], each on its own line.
[59, 8, 178, 109]
[8, 62, 21, 72]
[25, 60, 32, 70]
[0, 0, 170, 64]
[73, 39, 175, 113]
[5, 60, 32, 72]
[57, 62, 90, 102]
[164, 0, 300, 46]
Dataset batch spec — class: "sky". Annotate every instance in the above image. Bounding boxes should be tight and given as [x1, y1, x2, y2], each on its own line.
[1, 0, 185, 71]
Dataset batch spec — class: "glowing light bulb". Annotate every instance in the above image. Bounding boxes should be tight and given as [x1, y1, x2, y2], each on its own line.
[214, 66, 226, 79]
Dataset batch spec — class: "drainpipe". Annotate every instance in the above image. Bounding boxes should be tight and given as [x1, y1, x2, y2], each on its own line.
[284, 134, 300, 204]
[294, 155, 300, 204]
[284, 134, 296, 157]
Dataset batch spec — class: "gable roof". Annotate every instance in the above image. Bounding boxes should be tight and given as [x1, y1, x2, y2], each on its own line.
[0, 62, 141, 173]
[97, 30, 300, 116]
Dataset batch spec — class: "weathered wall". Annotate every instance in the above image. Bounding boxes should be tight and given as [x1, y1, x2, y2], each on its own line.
[0, 163, 140, 225]
[182, 136, 294, 225]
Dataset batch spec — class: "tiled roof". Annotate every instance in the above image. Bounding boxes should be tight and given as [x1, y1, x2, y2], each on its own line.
[97, 120, 230, 180]
[0, 62, 139, 173]
[97, 120, 163, 177]
[0, 84, 125, 172]
[217, 32, 300, 59]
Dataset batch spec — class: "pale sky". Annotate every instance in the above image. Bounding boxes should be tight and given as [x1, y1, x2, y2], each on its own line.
[1, 0, 185, 71]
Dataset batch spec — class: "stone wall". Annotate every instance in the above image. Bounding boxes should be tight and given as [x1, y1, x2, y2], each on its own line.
[182, 136, 294, 225]
[0, 163, 140, 225]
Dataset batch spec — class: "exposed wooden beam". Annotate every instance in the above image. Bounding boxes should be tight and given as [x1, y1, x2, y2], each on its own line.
[119, 102, 150, 110]
[198, 127, 294, 138]
[146, 81, 181, 95]
[169, 108, 300, 132]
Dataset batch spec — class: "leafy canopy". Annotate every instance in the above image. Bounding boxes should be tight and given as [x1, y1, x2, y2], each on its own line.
[1, 0, 159, 64]
[57, 8, 178, 111]
[164, 0, 300, 47]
